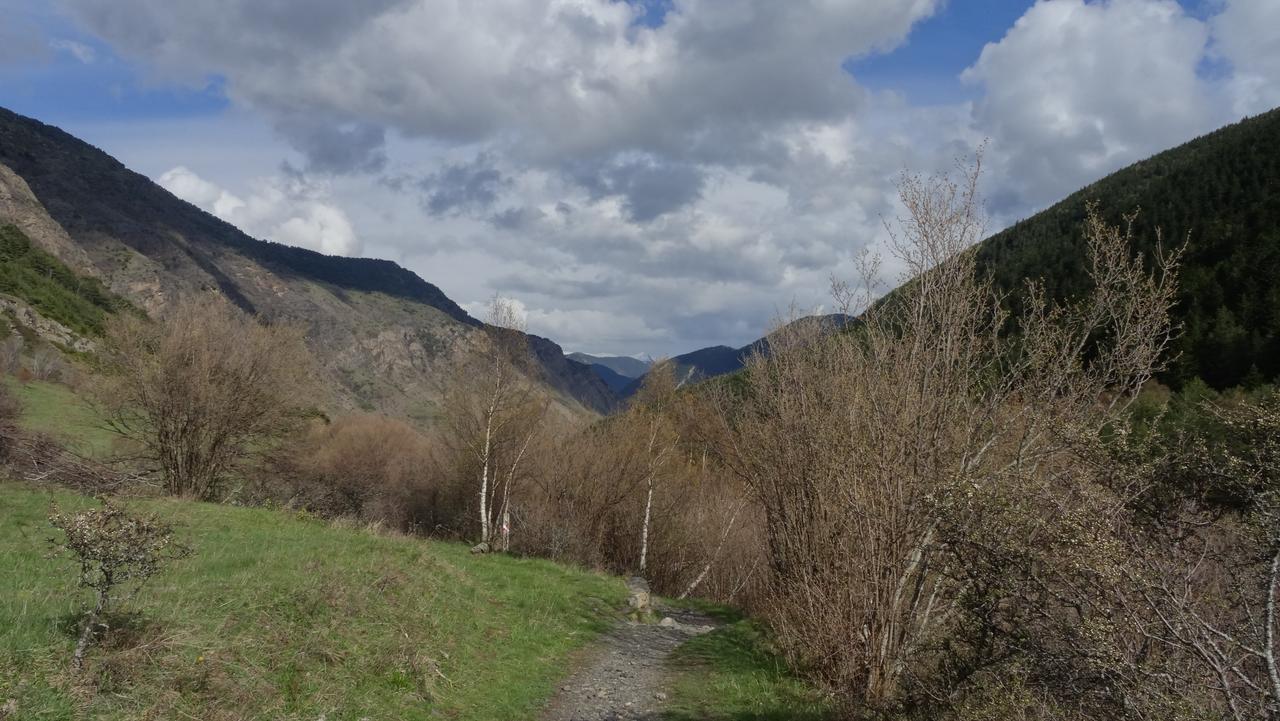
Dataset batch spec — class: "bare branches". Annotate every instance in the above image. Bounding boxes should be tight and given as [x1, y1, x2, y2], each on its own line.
[94, 297, 319, 500]
[440, 295, 547, 549]
[48, 502, 190, 670]
[710, 156, 1182, 714]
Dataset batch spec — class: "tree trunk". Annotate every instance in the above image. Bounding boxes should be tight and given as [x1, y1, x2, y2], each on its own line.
[479, 412, 493, 543]
[73, 589, 109, 671]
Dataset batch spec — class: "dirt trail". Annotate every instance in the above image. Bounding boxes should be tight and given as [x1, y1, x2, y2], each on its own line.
[542, 607, 717, 721]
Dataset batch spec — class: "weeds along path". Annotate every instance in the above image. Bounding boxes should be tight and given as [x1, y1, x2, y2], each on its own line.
[542, 606, 717, 721]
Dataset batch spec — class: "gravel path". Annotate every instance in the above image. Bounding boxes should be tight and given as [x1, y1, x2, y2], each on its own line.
[542, 607, 718, 721]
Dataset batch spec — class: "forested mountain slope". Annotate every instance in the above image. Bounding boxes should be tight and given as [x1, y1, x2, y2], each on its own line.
[0, 107, 616, 416]
[977, 107, 1280, 389]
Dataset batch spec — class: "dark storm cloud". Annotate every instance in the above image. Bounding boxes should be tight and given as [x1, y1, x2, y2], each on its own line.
[568, 156, 706, 222]
[419, 154, 509, 217]
[490, 206, 545, 230]
[276, 117, 388, 174]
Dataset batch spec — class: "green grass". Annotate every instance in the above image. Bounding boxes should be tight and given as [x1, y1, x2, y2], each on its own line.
[0, 224, 129, 338]
[0, 482, 628, 720]
[4, 378, 116, 457]
[662, 607, 834, 721]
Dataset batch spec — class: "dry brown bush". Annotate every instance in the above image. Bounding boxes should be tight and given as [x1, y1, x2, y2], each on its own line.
[263, 414, 462, 534]
[28, 345, 63, 381]
[705, 157, 1184, 716]
[95, 297, 319, 500]
[507, 364, 764, 603]
[0, 335, 23, 375]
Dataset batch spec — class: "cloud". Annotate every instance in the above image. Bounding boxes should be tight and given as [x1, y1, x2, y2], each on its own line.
[275, 117, 387, 174]
[419, 154, 509, 217]
[1211, 0, 1280, 113]
[570, 156, 706, 222]
[49, 38, 95, 63]
[55, 0, 941, 171]
[962, 0, 1217, 212]
[158, 166, 361, 256]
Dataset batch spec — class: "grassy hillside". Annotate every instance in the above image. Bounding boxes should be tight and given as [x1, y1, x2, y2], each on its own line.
[977, 107, 1280, 389]
[0, 224, 127, 337]
[3, 378, 116, 457]
[0, 483, 628, 720]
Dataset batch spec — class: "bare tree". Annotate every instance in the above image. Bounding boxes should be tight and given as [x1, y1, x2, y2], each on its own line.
[442, 296, 546, 550]
[709, 156, 1182, 712]
[96, 297, 318, 500]
[629, 362, 681, 575]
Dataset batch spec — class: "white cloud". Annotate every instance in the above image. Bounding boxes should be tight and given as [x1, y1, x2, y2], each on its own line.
[53, 0, 1280, 357]
[49, 38, 95, 63]
[55, 0, 941, 170]
[963, 0, 1218, 212]
[157, 166, 361, 257]
[1212, 0, 1280, 114]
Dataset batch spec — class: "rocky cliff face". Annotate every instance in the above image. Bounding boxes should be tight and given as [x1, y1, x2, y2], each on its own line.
[0, 107, 617, 416]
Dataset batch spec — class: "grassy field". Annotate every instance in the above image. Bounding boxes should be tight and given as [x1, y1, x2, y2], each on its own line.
[662, 606, 834, 721]
[0, 482, 628, 720]
[3, 378, 116, 457]
[0, 380, 831, 720]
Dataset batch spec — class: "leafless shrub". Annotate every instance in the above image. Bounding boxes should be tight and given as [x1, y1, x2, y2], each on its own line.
[509, 364, 763, 603]
[48, 502, 190, 670]
[264, 414, 460, 534]
[707, 156, 1183, 715]
[0, 335, 22, 375]
[28, 345, 63, 381]
[95, 297, 319, 500]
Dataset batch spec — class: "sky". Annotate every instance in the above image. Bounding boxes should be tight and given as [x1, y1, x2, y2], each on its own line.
[1, 0, 1278, 357]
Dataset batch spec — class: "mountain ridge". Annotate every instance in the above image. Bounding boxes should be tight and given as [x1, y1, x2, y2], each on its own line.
[629, 107, 1280, 394]
[0, 107, 617, 416]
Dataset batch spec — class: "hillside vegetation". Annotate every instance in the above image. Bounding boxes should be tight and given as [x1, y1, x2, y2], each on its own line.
[2, 377, 115, 456]
[0, 482, 628, 720]
[978, 107, 1280, 389]
[0, 224, 127, 337]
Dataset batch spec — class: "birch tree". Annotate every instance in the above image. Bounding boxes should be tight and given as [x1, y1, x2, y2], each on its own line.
[629, 362, 681, 575]
[443, 296, 545, 550]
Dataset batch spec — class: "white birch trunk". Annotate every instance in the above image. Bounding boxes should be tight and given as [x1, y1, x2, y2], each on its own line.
[639, 474, 654, 573]
[478, 411, 493, 544]
[679, 501, 745, 599]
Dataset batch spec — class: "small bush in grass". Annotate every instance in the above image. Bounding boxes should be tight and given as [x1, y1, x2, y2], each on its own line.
[48, 502, 190, 670]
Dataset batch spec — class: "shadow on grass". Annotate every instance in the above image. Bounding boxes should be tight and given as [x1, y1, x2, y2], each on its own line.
[56, 608, 158, 653]
[664, 619, 834, 721]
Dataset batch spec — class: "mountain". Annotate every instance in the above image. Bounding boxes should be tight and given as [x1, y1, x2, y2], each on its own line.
[640, 109, 1280, 395]
[975, 107, 1280, 390]
[579, 362, 634, 394]
[566, 353, 651, 379]
[621, 314, 853, 396]
[0, 107, 617, 416]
